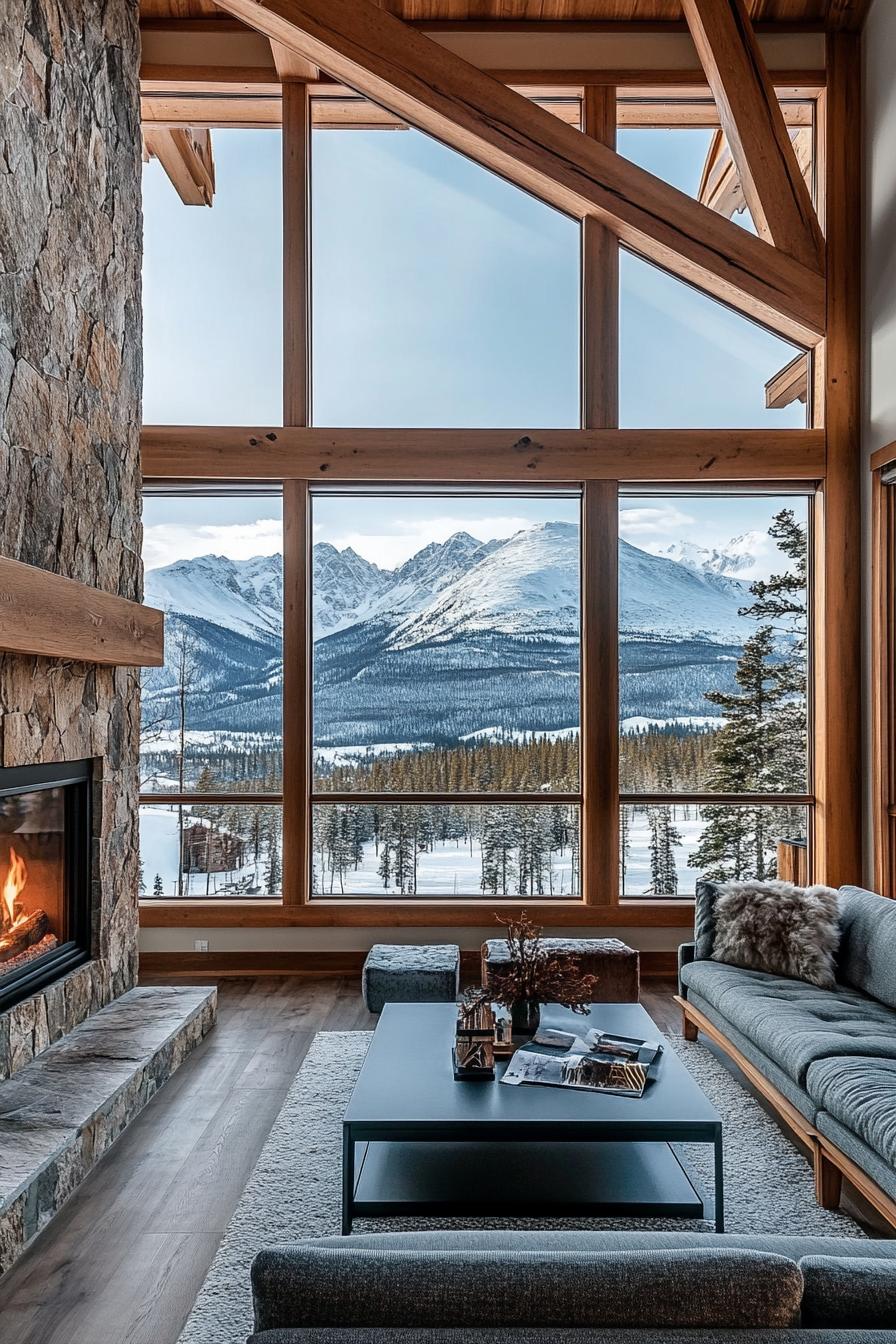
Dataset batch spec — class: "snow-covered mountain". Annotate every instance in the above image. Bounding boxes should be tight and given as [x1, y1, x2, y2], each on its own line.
[650, 532, 768, 581]
[142, 523, 766, 744]
[145, 553, 283, 640]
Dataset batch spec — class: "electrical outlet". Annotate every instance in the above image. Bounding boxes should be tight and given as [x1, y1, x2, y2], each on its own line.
[194, 939, 209, 953]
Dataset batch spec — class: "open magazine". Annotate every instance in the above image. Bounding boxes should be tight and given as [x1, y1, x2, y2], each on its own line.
[500, 1025, 663, 1097]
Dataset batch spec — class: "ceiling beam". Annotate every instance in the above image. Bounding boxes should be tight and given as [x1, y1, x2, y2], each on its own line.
[210, 0, 824, 345]
[142, 126, 216, 205]
[140, 425, 826, 483]
[269, 38, 318, 80]
[681, 0, 824, 270]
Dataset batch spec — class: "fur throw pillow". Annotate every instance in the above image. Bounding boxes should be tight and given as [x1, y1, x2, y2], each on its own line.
[711, 880, 841, 988]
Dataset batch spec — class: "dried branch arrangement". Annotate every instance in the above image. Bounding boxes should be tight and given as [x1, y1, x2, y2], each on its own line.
[468, 911, 600, 1015]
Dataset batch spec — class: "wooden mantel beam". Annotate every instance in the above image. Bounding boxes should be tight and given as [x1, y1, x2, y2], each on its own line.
[140, 425, 826, 483]
[211, 0, 825, 346]
[681, 0, 824, 271]
[0, 559, 164, 667]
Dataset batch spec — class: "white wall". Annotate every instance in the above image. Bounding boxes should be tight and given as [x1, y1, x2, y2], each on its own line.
[863, 0, 896, 879]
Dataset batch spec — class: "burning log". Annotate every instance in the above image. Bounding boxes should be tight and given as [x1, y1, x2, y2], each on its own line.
[0, 907, 49, 963]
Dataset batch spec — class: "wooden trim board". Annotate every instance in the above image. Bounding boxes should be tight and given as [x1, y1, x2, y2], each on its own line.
[140, 948, 678, 979]
[139, 898, 696, 928]
[0, 557, 164, 667]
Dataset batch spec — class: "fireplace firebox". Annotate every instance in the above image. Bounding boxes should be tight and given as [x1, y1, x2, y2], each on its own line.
[0, 761, 92, 1014]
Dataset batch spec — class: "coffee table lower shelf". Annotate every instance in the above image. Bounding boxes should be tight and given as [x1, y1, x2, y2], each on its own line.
[342, 1135, 722, 1233]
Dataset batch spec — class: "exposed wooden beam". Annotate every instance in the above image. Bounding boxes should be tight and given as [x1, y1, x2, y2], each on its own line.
[0, 559, 164, 667]
[270, 38, 318, 80]
[812, 33, 862, 887]
[765, 351, 809, 409]
[681, 0, 823, 270]
[142, 126, 216, 205]
[211, 0, 825, 345]
[140, 425, 826, 482]
[139, 87, 815, 133]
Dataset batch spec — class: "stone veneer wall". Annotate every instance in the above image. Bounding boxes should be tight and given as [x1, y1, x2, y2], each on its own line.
[0, 0, 143, 1078]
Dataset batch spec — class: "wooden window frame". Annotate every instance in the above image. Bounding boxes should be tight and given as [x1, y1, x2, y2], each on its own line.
[139, 57, 863, 930]
[871, 445, 896, 899]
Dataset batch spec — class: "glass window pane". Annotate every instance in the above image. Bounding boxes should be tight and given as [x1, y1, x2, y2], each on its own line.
[311, 492, 581, 791]
[311, 117, 580, 427]
[620, 252, 807, 427]
[140, 802, 282, 900]
[621, 803, 808, 897]
[619, 493, 810, 794]
[143, 129, 282, 423]
[312, 803, 579, 897]
[619, 126, 752, 215]
[141, 493, 284, 793]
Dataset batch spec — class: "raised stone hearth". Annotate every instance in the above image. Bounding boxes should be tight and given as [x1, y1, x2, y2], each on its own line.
[0, 984, 216, 1273]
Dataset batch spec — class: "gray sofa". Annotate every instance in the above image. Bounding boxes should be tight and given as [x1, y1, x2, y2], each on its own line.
[678, 883, 896, 1227]
[248, 1230, 896, 1342]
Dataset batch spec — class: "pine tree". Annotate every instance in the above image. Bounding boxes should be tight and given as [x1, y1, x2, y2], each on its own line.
[691, 509, 808, 881]
[152, 872, 164, 899]
[648, 806, 682, 895]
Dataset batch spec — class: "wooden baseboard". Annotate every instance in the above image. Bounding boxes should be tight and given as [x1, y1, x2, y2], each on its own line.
[141, 948, 677, 980]
[676, 994, 896, 1232]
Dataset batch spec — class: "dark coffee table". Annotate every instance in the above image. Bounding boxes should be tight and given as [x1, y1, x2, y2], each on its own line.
[342, 1002, 723, 1233]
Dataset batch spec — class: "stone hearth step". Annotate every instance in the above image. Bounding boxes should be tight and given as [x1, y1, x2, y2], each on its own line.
[0, 984, 216, 1273]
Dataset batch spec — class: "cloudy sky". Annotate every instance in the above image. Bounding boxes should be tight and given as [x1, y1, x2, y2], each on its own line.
[141, 116, 808, 576]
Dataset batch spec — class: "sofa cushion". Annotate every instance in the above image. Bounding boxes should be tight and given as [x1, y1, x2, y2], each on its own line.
[711, 881, 840, 989]
[816, 1111, 896, 1203]
[684, 989, 818, 1121]
[248, 1331, 896, 1343]
[807, 1055, 896, 1171]
[679, 960, 896, 1086]
[266, 1230, 894, 1260]
[251, 1245, 803, 1331]
[837, 887, 896, 1009]
[694, 879, 720, 961]
[801, 1255, 896, 1328]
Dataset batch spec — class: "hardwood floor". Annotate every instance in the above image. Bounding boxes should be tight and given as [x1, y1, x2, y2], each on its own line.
[0, 976, 882, 1344]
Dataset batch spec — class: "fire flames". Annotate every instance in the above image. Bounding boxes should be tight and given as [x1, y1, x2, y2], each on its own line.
[1, 846, 27, 933]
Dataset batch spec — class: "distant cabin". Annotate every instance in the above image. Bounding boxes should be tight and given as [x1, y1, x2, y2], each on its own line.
[181, 823, 245, 874]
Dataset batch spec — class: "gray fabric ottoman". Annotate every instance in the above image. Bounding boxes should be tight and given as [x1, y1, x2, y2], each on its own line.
[362, 944, 460, 1014]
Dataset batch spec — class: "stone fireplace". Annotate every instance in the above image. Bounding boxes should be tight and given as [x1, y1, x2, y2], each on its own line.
[0, 0, 216, 1274]
[0, 762, 93, 1015]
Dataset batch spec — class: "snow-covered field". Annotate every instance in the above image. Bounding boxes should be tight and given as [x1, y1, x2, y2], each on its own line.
[141, 802, 713, 900]
[312, 837, 577, 898]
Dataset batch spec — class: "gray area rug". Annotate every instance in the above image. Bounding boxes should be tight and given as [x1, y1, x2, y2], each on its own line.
[177, 1029, 863, 1344]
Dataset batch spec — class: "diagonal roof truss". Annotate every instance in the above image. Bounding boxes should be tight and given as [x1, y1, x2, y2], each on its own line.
[212, 0, 825, 347]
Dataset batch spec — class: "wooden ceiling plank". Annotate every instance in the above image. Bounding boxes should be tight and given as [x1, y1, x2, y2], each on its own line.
[211, 0, 824, 343]
[681, 0, 823, 269]
[143, 125, 216, 203]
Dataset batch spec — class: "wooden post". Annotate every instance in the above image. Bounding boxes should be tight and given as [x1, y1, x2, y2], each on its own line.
[581, 87, 619, 907]
[281, 81, 311, 903]
[812, 34, 863, 888]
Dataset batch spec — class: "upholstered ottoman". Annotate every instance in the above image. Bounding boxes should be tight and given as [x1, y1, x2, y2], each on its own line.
[481, 937, 640, 1003]
[362, 943, 461, 1014]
